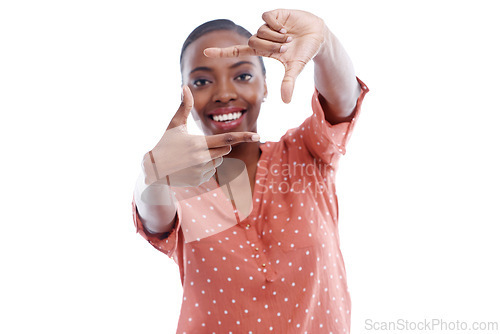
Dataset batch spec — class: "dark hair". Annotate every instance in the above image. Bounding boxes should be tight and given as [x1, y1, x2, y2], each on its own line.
[180, 19, 266, 75]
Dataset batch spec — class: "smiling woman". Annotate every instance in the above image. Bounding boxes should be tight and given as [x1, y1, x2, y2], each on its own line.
[182, 28, 268, 136]
[131, 8, 368, 334]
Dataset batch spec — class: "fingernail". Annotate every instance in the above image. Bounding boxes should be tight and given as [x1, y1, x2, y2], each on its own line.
[279, 45, 288, 53]
[279, 28, 287, 34]
[286, 36, 292, 43]
[251, 134, 260, 141]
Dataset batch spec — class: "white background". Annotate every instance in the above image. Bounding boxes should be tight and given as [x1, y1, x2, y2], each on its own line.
[1, 0, 499, 333]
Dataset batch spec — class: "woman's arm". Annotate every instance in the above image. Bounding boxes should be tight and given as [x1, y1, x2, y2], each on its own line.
[204, 9, 362, 121]
[313, 27, 362, 125]
[134, 162, 178, 235]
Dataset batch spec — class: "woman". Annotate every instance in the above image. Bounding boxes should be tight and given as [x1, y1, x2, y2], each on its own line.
[132, 8, 368, 333]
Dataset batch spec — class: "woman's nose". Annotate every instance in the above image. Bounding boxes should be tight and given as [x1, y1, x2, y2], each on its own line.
[212, 80, 238, 103]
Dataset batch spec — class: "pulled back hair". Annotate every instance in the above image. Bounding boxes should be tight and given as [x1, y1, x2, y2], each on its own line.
[180, 19, 266, 75]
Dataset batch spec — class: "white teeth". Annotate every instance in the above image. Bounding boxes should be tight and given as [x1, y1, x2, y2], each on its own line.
[213, 112, 243, 122]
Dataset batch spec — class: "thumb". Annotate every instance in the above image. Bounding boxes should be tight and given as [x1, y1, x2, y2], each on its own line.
[281, 61, 305, 104]
[170, 85, 194, 127]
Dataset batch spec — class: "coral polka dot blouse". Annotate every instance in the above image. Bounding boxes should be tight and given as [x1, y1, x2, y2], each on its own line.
[132, 78, 369, 333]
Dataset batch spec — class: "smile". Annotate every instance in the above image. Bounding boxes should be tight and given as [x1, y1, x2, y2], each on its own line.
[210, 111, 245, 122]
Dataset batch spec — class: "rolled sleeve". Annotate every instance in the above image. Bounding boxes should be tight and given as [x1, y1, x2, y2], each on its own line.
[303, 77, 369, 164]
[131, 197, 182, 260]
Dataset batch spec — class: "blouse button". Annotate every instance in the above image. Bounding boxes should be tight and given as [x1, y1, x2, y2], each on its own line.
[255, 247, 259, 251]
[262, 263, 266, 267]
[246, 224, 251, 229]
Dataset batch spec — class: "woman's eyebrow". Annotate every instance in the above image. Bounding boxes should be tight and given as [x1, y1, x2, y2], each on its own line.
[190, 66, 212, 74]
[229, 61, 255, 69]
[189, 61, 255, 75]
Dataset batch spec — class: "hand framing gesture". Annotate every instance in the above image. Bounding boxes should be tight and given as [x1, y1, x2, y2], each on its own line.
[143, 85, 260, 187]
[204, 9, 326, 103]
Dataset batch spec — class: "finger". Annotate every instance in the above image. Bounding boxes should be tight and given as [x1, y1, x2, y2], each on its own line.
[200, 156, 223, 174]
[205, 132, 260, 148]
[248, 35, 288, 54]
[212, 156, 224, 168]
[256, 24, 291, 43]
[170, 85, 194, 126]
[201, 168, 216, 181]
[281, 61, 307, 104]
[207, 145, 232, 160]
[204, 45, 258, 58]
[187, 143, 230, 166]
[262, 10, 287, 33]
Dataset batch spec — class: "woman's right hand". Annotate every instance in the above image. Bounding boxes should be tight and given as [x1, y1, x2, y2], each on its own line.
[142, 85, 260, 187]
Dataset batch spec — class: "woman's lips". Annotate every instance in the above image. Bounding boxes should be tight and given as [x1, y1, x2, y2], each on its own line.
[207, 107, 245, 116]
[208, 109, 247, 131]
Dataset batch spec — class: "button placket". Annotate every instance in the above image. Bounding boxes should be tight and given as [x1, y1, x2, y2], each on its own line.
[243, 224, 277, 282]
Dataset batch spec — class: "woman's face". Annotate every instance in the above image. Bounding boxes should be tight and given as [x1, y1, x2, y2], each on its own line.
[181, 30, 267, 136]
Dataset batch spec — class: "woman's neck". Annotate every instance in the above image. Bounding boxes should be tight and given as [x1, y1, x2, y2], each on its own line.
[225, 141, 262, 167]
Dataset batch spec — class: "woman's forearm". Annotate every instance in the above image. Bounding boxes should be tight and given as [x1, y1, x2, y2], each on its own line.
[313, 27, 361, 123]
[134, 168, 178, 234]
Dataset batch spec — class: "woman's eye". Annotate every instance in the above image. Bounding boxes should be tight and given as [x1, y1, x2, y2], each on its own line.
[193, 79, 210, 87]
[236, 73, 253, 81]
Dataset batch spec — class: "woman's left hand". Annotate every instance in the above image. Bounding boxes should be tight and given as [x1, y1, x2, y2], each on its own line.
[204, 9, 326, 104]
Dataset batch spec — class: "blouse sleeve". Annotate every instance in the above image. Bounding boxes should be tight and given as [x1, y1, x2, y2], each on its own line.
[302, 77, 369, 165]
[131, 196, 182, 260]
